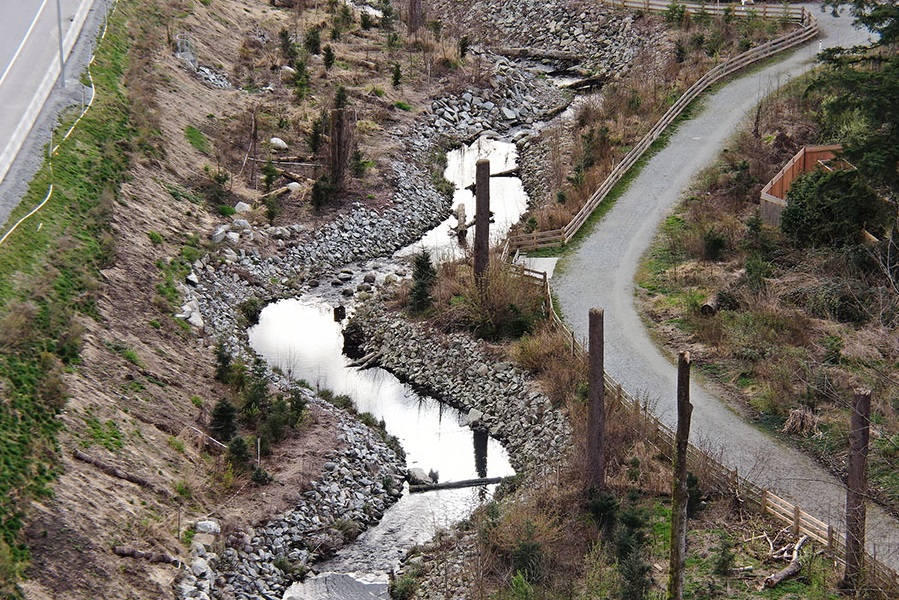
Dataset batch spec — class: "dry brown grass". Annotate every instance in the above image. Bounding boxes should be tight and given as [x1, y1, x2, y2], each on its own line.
[417, 258, 547, 341]
[511, 322, 586, 408]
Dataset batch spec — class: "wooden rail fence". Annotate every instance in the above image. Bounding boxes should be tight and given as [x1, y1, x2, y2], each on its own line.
[506, 262, 899, 592]
[507, 1, 818, 252]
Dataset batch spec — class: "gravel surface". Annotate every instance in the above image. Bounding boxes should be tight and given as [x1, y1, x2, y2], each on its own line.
[552, 5, 899, 568]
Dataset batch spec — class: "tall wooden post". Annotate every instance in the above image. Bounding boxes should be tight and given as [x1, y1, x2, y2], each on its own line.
[474, 159, 490, 284]
[668, 351, 693, 600]
[587, 308, 605, 490]
[843, 388, 871, 591]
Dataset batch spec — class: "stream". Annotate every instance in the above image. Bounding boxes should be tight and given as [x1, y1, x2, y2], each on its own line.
[247, 136, 531, 598]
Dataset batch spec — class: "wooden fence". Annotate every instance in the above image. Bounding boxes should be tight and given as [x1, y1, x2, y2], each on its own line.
[507, 262, 899, 592]
[507, 1, 818, 252]
[601, 0, 810, 22]
[759, 144, 844, 225]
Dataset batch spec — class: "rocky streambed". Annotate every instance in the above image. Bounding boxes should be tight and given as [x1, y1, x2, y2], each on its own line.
[178, 15, 650, 597]
[349, 304, 572, 478]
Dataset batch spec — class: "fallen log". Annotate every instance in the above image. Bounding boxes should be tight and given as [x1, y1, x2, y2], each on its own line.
[347, 351, 381, 369]
[73, 449, 174, 500]
[113, 546, 181, 566]
[259, 185, 292, 201]
[700, 293, 718, 316]
[409, 476, 503, 493]
[760, 535, 809, 589]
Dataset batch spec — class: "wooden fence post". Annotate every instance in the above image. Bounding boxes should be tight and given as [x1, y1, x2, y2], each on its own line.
[587, 308, 606, 490]
[792, 505, 801, 535]
[760, 489, 767, 515]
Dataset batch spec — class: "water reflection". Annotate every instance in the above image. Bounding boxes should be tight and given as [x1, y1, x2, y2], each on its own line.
[248, 297, 513, 485]
[396, 137, 529, 261]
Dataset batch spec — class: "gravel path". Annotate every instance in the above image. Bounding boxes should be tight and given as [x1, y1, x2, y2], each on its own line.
[552, 5, 899, 568]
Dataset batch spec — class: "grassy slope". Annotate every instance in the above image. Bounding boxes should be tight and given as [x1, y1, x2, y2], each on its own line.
[0, 2, 133, 589]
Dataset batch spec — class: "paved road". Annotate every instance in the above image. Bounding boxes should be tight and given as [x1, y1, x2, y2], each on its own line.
[553, 7, 899, 567]
[0, 0, 97, 217]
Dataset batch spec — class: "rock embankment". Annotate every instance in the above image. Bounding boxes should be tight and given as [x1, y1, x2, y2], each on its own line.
[350, 304, 571, 476]
[177, 387, 406, 600]
[431, 0, 664, 79]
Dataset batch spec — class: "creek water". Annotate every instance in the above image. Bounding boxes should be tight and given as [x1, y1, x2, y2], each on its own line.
[249, 299, 512, 594]
[247, 136, 532, 598]
[395, 137, 528, 261]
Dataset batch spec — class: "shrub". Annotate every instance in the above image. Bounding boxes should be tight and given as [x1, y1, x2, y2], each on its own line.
[279, 28, 297, 65]
[251, 466, 273, 485]
[334, 85, 349, 109]
[227, 436, 251, 470]
[510, 521, 544, 584]
[311, 175, 336, 210]
[239, 297, 265, 326]
[147, 231, 164, 244]
[459, 35, 470, 57]
[781, 170, 884, 248]
[389, 572, 418, 599]
[665, 1, 686, 25]
[712, 532, 735, 576]
[392, 62, 401, 87]
[323, 44, 335, 69]
[307, 115, 324, 154]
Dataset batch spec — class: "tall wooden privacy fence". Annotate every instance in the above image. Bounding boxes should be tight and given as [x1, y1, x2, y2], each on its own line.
[759, 144, 844, 225]
[508, 263, 899, 592]
[507, 1, 818, 252]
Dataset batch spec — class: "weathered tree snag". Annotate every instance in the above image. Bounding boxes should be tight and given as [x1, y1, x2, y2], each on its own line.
[474, 159, 490, 284]
[761, 535, 809, 589]
[329, 108, 353, 190]
[73, 449, 174, 500]
[407, 0, 424, 36]
[587, 308, 605, 490]
[842, 388, 872, 591]
[667, 351, 693, 600]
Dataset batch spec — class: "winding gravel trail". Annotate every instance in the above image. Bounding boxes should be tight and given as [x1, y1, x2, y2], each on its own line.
[553, 6, 899, 567]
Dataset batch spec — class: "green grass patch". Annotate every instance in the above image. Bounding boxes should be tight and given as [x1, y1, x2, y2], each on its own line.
[83, 417, 125, 451]
[393, 101, 412, 111]
[185, 125, 211, 153]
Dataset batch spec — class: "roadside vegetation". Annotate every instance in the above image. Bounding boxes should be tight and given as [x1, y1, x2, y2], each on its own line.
[636, 3, 899, 512]
[0, 2, 137, 590]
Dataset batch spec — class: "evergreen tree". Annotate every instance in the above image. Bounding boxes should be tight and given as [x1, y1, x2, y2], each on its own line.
[409, 251, 436, 312]
[209, 399, 238, 442]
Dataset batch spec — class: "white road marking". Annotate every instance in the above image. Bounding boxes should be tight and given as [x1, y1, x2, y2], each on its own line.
[0, 0, 51, 89]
